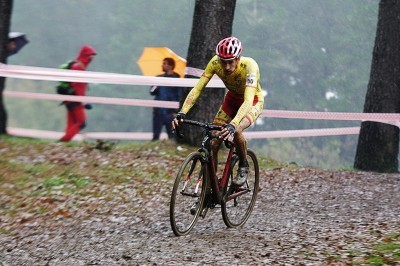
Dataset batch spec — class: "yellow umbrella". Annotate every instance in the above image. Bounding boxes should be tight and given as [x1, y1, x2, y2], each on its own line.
[137, 47, 186, 77]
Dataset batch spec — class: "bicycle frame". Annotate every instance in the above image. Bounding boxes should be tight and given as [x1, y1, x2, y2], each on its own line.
[207, 144, 250, 204]
[171, 119, 260, 235]
[198, 133, 234, 206]
[178, 120, 248, 206]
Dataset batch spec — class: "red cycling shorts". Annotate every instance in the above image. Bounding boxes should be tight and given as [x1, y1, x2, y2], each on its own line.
[213, 91, 264, 126]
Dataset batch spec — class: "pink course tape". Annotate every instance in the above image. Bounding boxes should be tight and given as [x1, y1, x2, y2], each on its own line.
[7, 127, 169, 141]
[6, 127, 360, 141]
[5, 91, 399, 125]
[2, 63, 400, 140]
[244, 127, 360, 139]
[4, 91, 179, 108]
[262, 109, 400, 122]
[0, 63, 224, 87]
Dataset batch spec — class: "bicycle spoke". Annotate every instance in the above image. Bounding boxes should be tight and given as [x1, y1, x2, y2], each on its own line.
[170, 152, 207, 236]
[221, 150, 259, 228]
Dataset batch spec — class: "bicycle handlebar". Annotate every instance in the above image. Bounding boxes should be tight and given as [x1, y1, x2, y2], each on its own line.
[174, 119, 233, 148]
[174, 119, 221, 138]
[182, 119, 223, 131]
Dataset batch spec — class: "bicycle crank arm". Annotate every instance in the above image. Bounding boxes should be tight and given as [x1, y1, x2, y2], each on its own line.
[180, 191, 199, 197]
[224, 189, 250, 202]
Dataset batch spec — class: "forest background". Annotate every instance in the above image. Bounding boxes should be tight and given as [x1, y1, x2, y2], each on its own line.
[5, 0, 379, 169]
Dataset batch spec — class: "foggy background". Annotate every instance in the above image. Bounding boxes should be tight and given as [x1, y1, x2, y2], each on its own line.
[5, 0, 379, 169]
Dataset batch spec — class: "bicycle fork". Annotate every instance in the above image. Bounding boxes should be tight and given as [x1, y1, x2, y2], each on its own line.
[180, 158, 202, 197]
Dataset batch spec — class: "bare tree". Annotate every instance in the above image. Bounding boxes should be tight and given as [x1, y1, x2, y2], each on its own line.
[0, 0, 13, 134]
[179, 0, 236, 145]
[354, 0, 400, 173]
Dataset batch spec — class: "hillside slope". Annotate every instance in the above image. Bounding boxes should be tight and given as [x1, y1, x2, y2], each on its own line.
[0, 137, 399, 265]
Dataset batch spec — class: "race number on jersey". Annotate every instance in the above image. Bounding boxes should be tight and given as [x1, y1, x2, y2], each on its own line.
[246, 73, 256, 87]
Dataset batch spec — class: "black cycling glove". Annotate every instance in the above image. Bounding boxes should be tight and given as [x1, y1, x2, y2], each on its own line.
[175, 112, 186, 121]
[223, 123, 235, 137]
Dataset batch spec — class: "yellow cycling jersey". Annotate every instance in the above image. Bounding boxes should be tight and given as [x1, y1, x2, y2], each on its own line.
[180, 55, 264, 126]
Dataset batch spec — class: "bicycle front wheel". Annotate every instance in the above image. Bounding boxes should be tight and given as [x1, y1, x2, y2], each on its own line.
[170, 152, 208, 236]
[221, 149, 259, 228]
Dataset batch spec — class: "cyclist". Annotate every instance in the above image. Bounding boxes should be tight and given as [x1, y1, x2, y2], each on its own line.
[172, 36, 265, 186]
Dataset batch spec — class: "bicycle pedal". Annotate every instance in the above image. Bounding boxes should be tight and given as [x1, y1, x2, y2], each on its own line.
[199, 207, 209, 218]
[190, 201, 199, 215]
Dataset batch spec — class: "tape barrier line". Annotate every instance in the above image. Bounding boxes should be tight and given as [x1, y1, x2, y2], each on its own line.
[184, 67, 221, 80]
[185, 67, 204, 77]
[7, 127, 75, 140]
[244, 127, 360, 139]
[5, 91, 400, 128]
[7, 127, 360, 141]
[2, 63, 399, 124]
[0, 63, 225, 88]
[262, 109, 400, 121]
[7, 127, 169, 140]
[4, 91, 180, 108]
[2, 63, 399, 140]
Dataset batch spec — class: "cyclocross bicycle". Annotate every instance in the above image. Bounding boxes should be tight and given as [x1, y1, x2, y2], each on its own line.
[170, 119, 259, 236]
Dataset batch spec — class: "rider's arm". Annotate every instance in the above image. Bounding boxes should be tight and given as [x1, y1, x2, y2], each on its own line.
[230, 59, 261, 126]
[179, 76, 209, 114]
[179, 60, 215, 114]
[230, 85, 256, 126]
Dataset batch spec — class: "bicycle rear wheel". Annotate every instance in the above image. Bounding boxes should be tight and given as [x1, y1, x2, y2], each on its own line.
[221, 149, 259, 228]
[170, 152, 208, 236]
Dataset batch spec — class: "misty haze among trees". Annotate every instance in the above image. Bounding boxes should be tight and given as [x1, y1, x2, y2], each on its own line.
[3, 0, 395, 170]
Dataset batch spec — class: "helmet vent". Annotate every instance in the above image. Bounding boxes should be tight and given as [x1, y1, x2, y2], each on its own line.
[216, 37, 242, 60]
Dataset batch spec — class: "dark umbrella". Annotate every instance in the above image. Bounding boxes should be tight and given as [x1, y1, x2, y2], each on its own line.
[7, 32, 29, 57]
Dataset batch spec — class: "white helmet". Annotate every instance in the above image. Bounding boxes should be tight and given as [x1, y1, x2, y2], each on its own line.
[216, 37, 242, 60]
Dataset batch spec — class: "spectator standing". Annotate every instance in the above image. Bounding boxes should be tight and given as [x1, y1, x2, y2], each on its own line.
[59, 45, 96, 142]
[150, 57, 181, 141]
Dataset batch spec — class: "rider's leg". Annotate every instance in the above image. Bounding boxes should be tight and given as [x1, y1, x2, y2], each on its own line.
[211, 137, 223, 173]
[232, 100, 264, 186]
[212, 104, 231, 174]
[234, 100, 264, 165]
[232, 118, 252, 186]
[234, 117, 251, 167]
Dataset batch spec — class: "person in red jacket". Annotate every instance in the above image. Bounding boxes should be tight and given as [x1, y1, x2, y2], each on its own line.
[59, 45, 96, 142]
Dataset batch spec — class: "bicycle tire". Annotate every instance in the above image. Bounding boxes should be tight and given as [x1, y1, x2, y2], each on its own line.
[221, 149, 259, 228]
[170, 152, 208, 236]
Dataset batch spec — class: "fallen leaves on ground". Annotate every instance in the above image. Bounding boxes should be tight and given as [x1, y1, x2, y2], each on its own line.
[0, 137, 399, 265]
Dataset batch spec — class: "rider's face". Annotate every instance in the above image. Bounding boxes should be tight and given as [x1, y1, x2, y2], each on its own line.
[219, 57, 239, 75]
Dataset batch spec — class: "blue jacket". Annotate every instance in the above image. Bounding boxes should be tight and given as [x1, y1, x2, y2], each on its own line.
[150, 72, 181, 115]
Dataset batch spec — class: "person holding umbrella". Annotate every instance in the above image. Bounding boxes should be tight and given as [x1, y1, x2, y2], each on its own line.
[149, 57, 181, 141]
[0, 32, 29, 135]
[7, 32, 29, 57]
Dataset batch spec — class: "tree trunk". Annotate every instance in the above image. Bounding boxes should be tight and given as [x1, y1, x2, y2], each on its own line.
[354, 0, 400, 173]
[0, 0, 13, 135]
[179, 0, 236, 146]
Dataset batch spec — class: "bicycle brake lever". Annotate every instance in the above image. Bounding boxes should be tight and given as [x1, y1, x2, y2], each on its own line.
[173, 126, 185, 138]
[224, 140, 233, 148]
